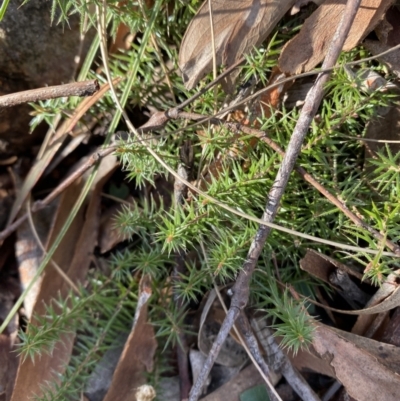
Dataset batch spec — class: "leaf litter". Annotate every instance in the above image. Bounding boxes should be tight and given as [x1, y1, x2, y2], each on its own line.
[1, 1, 400, 401]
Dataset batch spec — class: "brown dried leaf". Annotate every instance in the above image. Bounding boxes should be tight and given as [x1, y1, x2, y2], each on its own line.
[10, 155, 117, 401]
[351, 271, 400, 335]
[312, 324, 400, 401]
[7, 79, 119, 224]
[287, 345, 336, 378]
[289, 323, 400, 382]
[103, 275, 157, 401]
[330, 327, 400, 373]
[279, 0, 394, 75]
[179, 0, 296, 92]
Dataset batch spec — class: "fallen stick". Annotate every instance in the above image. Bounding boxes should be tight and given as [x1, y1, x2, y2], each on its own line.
[0, 80, 100, 109]
[188, 0, 363, 399]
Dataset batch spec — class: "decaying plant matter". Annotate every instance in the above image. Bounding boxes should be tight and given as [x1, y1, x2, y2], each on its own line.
[1, 1, 400, 401]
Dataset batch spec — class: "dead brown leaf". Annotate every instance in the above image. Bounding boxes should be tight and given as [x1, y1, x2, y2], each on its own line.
[287, 344, 336, 378]
[10, 155, 117, 401]
[312, 324, 400, 401]
[279, 0, 394, 74]
[289, 323, 400, 382]
[351, 271, 400, 335]
[330, 327, 400, 373]
[102, 275, 157, 401]
[179, 0, 296, 92]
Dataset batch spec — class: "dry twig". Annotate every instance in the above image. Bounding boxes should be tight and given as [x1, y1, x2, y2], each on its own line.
[0, 80, 100, 109]
[0, 146, 116, 242]
[188, 0, 362, 399]
[174, 111, 400, 255]
[250, 317, 322, 401]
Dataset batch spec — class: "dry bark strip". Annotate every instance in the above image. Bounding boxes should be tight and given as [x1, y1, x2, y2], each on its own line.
[289, 324, 400, 400]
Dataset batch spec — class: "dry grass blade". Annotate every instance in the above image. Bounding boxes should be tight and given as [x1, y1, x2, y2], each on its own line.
[7, 79, 120, 225]
[9, 155, 117, 401]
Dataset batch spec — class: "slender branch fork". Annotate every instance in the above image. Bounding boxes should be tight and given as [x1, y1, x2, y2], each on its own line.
[188, 0, 362, 399]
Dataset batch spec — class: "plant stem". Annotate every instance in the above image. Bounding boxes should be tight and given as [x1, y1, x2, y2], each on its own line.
[188, 0, 362, 399]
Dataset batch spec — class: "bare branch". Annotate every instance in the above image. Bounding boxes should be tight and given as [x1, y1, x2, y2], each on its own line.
[174, 111, 400, 255]
[236, 312, 281, 401]
[188, 0, 362, 399]
[0, 80, 100, 109]
[251, 318, 321, 401]
[0, 146, 115, 243]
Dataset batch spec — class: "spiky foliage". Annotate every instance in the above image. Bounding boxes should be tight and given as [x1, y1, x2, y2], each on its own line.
[15, 0, 400, 399]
